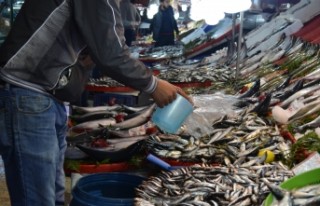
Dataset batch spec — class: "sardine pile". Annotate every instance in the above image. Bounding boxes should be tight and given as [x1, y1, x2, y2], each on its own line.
[135, 164, 293, 206]
[266, 180, 320, 206]
[147, 112, 292, 165]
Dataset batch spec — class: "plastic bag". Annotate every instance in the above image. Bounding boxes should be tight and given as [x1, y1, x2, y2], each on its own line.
[181, 93, 239, 138]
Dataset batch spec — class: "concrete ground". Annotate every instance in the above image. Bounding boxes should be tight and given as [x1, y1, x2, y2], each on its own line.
[0, 169, 72, 206]
[0, 179, 10, 206]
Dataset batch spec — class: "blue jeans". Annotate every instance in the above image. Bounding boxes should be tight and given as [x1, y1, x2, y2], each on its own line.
[0, 85, 67, 206]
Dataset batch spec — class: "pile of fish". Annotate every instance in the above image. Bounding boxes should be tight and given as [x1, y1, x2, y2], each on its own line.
[156, 65, 234, 83]
[87, 76, 124, 87]
[135, 163, 293, 206]
[147, 111, 292, 165]
[139, 45, 184, 59]
[266, 180, 320, 206]
[238, 41, 320, 91]
[69, 104, 156, 134]
[87, 64, 235, 88]
[66, 104, 157, 161]
[87, 64, 236, 90]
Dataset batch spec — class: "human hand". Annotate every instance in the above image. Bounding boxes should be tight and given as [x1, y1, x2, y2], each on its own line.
[151, 79, 193, 108]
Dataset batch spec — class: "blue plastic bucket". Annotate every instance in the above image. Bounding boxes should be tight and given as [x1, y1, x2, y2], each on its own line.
[152, 94, 193, 134]
[70, 173, 145, 206]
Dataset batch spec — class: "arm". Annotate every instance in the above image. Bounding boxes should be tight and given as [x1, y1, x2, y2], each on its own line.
[73, 0, 191, 107]
[73, 0, 156, 93]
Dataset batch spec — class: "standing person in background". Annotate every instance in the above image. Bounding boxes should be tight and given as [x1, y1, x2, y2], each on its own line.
[0, 0, 6, 13]
[0, 0, 191, 205]
[150, 0, 179, 47]
[120, 0, 141, 46]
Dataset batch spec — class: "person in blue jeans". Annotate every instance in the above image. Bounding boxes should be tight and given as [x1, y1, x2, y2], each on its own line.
[150, 0, 179, 47]
[0, 0, 191, 205]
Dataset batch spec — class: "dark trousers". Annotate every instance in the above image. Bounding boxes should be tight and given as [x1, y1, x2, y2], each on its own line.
[124, 28, 136, 47]
[155, 33, 175, 47]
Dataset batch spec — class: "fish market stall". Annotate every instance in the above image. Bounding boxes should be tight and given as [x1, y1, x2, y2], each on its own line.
[183, 17, 240, 59]
[65, 2, 320, 206]
[137, 6, 320, 205]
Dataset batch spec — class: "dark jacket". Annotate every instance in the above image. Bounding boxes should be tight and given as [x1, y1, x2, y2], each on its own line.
[0, 0, 157, 101]
[151, 6, 178, 42]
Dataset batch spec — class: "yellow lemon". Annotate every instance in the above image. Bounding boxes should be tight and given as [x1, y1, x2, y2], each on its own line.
[244, 82, 254, 89]
[258, 149, 275, 163]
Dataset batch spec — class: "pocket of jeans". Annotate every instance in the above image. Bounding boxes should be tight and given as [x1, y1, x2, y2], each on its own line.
[0, 98, 11, 155]
[17, 95, 52, 114]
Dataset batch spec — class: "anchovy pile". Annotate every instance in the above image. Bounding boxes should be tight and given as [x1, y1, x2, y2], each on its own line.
[87, 76, 124, 87]
[87, 66, 234, 89]
[140, 45, 184, 59]
[147, 112, 292, 165]
[156, 65, 234, 83]
[135, 164, 293, 206]
[266, 181, 320, 206]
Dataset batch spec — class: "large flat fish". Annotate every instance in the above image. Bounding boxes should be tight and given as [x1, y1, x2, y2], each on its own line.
[106, 136, 148, 150]
[296, 115, 320, 132]
[275, 79, 304, 102]
[123, 104, 152, 113]
[289, 102, 320, 123]
[70, 111, 117, 123]
[304, 67, 320, 80]
[76, 136, 148, 161]
[109, 122, 156, 138]
[66, 128, 108, 144]
[289, 100, 320, 121]
[113, 104, 156, 130]
[280, 84, 320, 108]
[70, 118, 116, 134]
[71, 104, 122, 114]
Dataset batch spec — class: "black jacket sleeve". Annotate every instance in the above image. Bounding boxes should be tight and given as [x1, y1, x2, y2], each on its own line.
[73, 0, 157, 93]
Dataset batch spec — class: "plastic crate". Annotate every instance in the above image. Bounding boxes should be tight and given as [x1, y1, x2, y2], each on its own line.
[93, 93, 137, 106]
